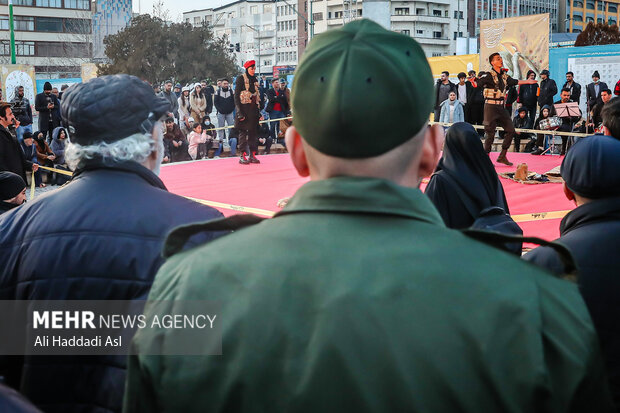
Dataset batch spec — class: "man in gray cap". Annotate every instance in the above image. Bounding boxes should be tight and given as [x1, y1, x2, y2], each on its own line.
[124, 20, 613, 413]
[0, 171, 26, 214]
[0, 74, 223, 413]
[524, 135, 620, 407]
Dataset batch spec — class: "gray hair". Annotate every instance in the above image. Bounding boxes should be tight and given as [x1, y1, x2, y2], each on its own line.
[65, 132, 156, 171]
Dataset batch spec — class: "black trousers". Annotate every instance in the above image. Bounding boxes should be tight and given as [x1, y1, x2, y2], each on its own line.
[484, 104, 515, 151]
[469, 102, 484, 135]
[238, 127, 258, 155]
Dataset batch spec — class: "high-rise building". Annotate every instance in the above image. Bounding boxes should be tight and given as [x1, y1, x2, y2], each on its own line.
[467, 0, 558, 36]
[92, 0, 132, 60]
[0, 0, 93, 78]
[183, 0, 308, 76]
[560, 0, 620, 33]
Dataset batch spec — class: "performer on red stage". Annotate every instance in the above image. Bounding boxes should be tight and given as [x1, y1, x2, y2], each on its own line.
[478, 53, 538, 166]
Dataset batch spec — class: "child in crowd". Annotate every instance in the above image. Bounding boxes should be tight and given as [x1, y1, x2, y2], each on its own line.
[202, 115, 220, 158]
[188, 122, 207, 160]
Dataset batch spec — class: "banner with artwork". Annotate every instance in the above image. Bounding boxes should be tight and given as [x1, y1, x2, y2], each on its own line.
[1, 64, 36, 103]
[479, 14, 549, 80]
[81, 63, 99, 82]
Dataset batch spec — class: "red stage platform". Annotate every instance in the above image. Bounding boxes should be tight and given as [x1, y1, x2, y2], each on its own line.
[160, 152, 572, 242]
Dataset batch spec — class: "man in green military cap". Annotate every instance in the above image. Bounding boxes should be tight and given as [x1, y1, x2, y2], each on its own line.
[124, 19, 613, 412]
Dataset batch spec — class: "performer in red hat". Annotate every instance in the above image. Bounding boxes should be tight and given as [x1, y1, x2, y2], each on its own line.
[234, 60, 263, 164]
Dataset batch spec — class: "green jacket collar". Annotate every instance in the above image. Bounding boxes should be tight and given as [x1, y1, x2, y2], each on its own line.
[276, 177, 444, 226]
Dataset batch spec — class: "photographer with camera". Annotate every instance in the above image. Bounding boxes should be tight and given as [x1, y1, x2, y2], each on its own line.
[34, 82, 61, 143]
[9, 86, 33, 142]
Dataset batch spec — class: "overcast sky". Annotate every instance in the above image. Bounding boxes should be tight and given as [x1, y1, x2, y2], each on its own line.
[132, 0, 226, 22]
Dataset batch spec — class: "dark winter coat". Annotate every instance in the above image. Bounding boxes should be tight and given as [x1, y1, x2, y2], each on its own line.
[234, 74, 261, 131]
[455, 81, 473, 104]
[0, 383, 42, 413]
[214, 87, 235, 115]
[0, 126, 34, 182]
[0, 160, 224, 413]
[538, 78, 558, 108]
[20, 140, 37, 164]
[586, 81, 609, 108]
[34, 92, 61, 132]
[434, 79, 456, 109]
[158, 90, 179, 118]
[518, 83, 538, 108]
[524, 196, 620, 407]
[563, 81, 582, 104]
[513, 113, 533, 130]
[9, 89, 33, 127]
[265, 87, 290, 114]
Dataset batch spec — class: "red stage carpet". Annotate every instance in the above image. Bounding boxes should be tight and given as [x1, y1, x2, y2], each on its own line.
[160, 152, 571, 242]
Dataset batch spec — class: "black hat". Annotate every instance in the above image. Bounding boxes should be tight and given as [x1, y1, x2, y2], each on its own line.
[23, 131, 33, 140]
[517, 106, 528, 113]
[61, 74, 171, 146]
[526, 70, 535, 78]
[43, 82, 52, 91]
[562, 135, 620, 199]
[592, 71, 600, 78]
[0, 171, 26, 200]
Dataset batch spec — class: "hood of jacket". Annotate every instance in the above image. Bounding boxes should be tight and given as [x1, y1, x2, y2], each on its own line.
[52, 126, 67, 143]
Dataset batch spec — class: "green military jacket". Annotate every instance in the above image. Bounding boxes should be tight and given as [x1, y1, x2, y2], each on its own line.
[124, 177, 613, 413]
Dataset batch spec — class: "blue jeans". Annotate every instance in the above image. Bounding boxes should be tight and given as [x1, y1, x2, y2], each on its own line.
[268, 110, 284, 140]
[16, 124, 32, 142]
[228, 137, 238, 156]
[217, 112, 234, 140]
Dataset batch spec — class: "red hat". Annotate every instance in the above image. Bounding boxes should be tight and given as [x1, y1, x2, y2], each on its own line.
[243, 60, 256, 69]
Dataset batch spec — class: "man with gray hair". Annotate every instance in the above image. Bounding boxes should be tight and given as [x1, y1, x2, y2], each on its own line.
[0, 74, 223, 413]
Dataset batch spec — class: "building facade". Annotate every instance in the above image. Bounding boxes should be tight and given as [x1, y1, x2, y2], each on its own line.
[467, 0, 558, 36]
[560, 0, 620, 33]
[92, 0, 132, 60]
[184, 0, 309, 77]
[0, 0, 92, 78]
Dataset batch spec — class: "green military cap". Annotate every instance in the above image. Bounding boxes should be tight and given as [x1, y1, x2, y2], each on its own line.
[291, 19, 434, 158]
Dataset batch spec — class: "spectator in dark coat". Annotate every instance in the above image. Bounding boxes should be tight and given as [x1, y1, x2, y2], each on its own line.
[9, 85, 33, 142]
[257, 121, 272, 154]
[518, 70, 538, 122]
[563, 71, 582, 104]
[163, 117, 190, 163]
[601, 94, 620, 139]
[425, 122, 510, 229]
[586, 71, 609, 110]
[214, 79, 235, 142]
[466, 70, 485, 134]
[537, 69, 557, 112]
[0, 103, 38, 183]
[33, 130, 55, 186]
[512, 106, 534, 152]
[455, 72, 473, 122]
[265, 78, 290, 141]
[434, 71, 456, 122]
[50, 126, 69, 185]
[158, 80, 179, 120]
[20, 132, 42, 187]
[34, 82, 61, 143]
[0, 74, 224, 413]
[0, 171, 26, 215]
[200, 80, 214, 115]
[524, 135, 620, 408]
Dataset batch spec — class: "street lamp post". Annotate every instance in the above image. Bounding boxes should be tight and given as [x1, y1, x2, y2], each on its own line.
[9, 0, 16, 64]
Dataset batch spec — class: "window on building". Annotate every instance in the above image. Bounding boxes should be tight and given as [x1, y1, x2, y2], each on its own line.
[293, 20, 296, 30]
[586, 16, 594, 22]
[36, 17, 63, 32]
[65, 0, 89, 9]
[597, 2, 604, 10]
[37, 41, 90, 57]
[10, 16, 35, 31]
[395, 7, 410, 15]
[4, 0, 35, 5]
[264, 4, 272, 13]
[432, 52, 442, 57]
[312, 12, 323, 21]
[416, 8, 425, 14]
[335, 11, 343, 18]
[264, 24, 273, 31]
[609, 18, 617, 25]
[586, 1, 594, 9]
[573, 28, 582, 33]
[454, 10, 463, 19]
[597, 17, 603, 22]
[328, 11, 332, 19]
[36, 0, 62, 7]
[433, 9, 441, 16]
[64, 18, 91, 34]
[416, 29, 424, 34]
[433, 31, 442, 38]
[250, 6, 258, 14]
[400, 29, 410, 36]
[445, 10, 449, 17]
[573, 14, 583, 21]
[264, 60, 271, 66]
[609, 4, 617, 12]
[186, 18, 190, 23]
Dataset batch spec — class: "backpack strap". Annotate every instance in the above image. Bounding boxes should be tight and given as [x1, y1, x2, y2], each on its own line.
[163, 214, 266, 258]
[462, 229, 578, 279]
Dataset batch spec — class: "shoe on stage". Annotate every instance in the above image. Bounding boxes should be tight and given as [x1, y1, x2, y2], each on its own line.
[496, 149, 513, 166]
[239, 152, 250, 165]
[249, 152, 260, 164]
[530, 147, 543, 155]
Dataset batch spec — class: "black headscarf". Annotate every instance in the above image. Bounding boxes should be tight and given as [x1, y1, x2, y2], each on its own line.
[245, 66, 257, 93]
[426, 122, 510, 229]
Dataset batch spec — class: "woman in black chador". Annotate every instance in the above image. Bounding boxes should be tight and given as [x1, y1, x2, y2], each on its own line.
[234, 60, 263, 165]
[425, 122, 510, 229]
